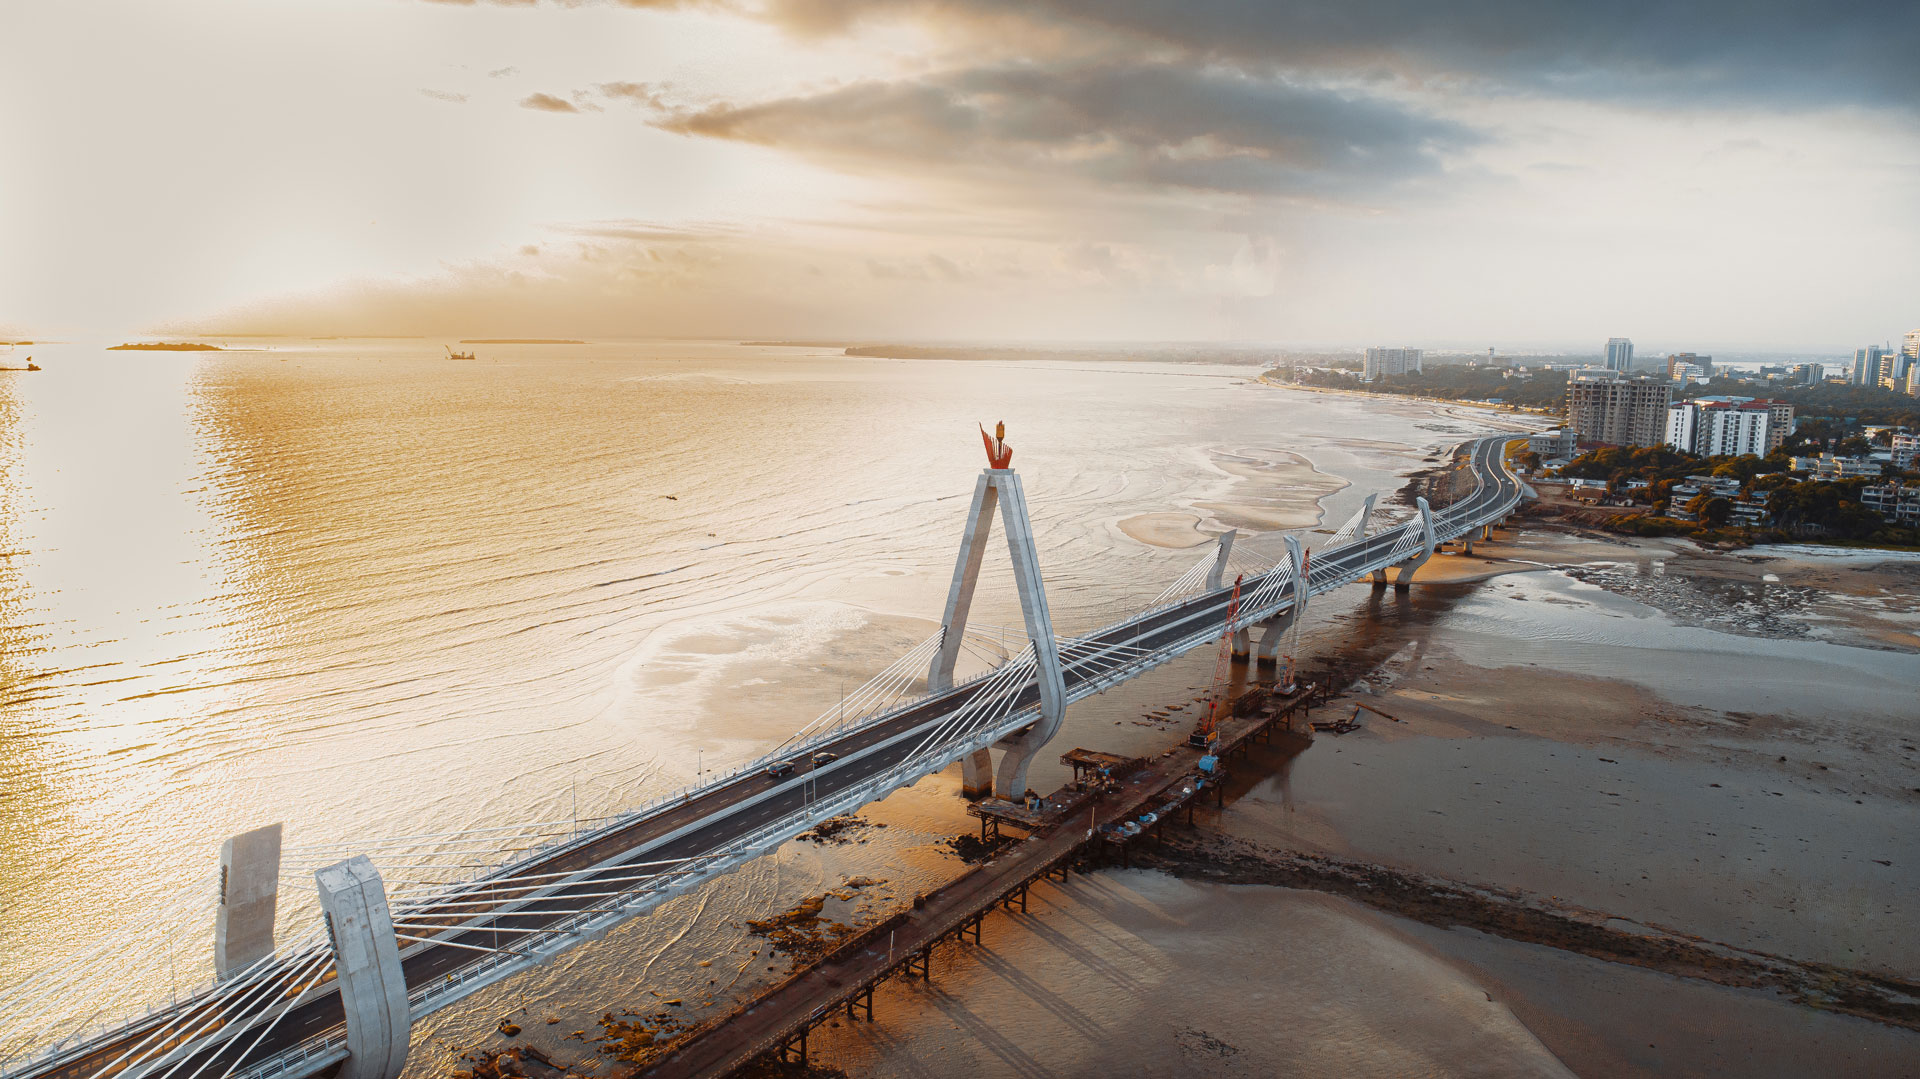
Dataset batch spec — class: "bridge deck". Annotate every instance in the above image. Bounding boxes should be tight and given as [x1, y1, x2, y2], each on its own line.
[8, 436, 1524, 1079]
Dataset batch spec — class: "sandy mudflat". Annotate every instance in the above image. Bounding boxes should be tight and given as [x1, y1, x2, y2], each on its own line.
[1195, 447, 1349, 531]
[807, 871, 1575, 1078]
[1115, 510, 1214, 549]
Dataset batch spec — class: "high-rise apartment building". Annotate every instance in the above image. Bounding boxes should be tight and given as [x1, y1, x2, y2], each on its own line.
[1567, 370, 1672, 447]
[1853, 345, 1886, 386]
[1363, 347, 1423, 380]
[1604, 337, 1634, 371]
[1763, 400, 1795, 450]
[1878, 352, 1909, 392]
[1665, 400, 1774, 458]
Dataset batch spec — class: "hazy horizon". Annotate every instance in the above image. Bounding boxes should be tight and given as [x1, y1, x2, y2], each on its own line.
[3, 0, 1916, 349]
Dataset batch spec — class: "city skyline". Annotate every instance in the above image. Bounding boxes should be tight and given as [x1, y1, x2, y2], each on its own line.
[3, 0, 1917, 347]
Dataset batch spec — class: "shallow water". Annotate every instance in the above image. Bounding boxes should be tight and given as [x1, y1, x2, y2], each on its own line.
[0, 341, 1500, 1053]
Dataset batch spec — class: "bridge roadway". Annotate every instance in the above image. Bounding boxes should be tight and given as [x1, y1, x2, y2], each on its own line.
[25, 436, 1522, 1079]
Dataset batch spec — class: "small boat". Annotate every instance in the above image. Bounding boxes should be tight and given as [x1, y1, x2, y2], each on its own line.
[445, 345, 476, 360]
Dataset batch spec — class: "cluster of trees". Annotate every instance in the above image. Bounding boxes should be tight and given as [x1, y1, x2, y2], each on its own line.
[1290, 366, 1572, 411]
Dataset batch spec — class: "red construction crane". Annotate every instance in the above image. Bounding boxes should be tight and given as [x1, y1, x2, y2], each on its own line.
[1189, 574, 1243, 751]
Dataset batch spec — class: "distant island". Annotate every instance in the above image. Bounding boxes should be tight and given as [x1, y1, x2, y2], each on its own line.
[109, 342, 225, 351]
[459, 338, 585, 345]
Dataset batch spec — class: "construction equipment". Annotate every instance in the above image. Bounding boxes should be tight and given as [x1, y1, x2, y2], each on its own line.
[1189, 574, 1243, 751]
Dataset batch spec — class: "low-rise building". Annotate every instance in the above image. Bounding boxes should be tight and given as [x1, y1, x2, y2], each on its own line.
[1789, 454, 1883, 479]
[1528, 429, 1577, 458]
[1892, 432, 1918, 470]
[1862, 483, 1920, 526]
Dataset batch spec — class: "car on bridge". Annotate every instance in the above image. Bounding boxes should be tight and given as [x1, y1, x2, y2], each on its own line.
[765, 759, 796, 777]
[810, 751, 839, 767]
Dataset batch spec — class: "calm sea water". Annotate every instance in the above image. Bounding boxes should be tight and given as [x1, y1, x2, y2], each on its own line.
[0, 340, 1499, 1051]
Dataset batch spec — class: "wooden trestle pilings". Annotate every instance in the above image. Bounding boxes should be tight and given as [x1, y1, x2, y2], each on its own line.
[639, 683, 1322, 1079]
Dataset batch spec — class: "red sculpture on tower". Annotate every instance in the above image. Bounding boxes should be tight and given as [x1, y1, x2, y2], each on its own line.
[979, 421, 1014, 468]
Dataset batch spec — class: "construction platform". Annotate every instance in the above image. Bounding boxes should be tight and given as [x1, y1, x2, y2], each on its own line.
[637, 682, 1322, 1078]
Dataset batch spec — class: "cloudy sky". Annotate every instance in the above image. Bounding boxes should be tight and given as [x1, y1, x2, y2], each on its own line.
[2, 0, 1916, 348]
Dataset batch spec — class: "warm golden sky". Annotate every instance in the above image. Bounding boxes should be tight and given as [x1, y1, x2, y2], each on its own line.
[3, 0, 1917, 348]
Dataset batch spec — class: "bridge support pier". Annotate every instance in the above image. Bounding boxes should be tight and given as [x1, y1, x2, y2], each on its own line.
[317, 856, 412, 1079]
[1393, 497, 1437, 592]
[929, 468, 1068, 802]
[216, 823, 282, 980]
[1254, 536, 1308, 670]
[960, 747, 995, 800]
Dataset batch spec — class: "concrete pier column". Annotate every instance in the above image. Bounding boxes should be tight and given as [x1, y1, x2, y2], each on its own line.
[316, 856, 412, 1079]
[1393, 497, 1437, 592]
[1204, 529, 1237, 592]
[1254, 615, 1289, 667]
[216, 824, 283, 980]
[1230, 625, 1251, 662]
[1257, 535, 1308, 667]
[960, 747, 995, 800]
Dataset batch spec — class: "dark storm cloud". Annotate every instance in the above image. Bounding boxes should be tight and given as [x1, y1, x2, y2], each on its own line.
[653, 63, 1476, 196]
[767, 0, 1920, 109]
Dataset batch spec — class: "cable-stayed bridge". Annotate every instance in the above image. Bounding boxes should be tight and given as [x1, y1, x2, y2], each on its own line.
[1, 434, 1525, 1079]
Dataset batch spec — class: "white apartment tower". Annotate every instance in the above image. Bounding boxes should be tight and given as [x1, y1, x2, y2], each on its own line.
[1363, 347, 1424, 380]
[1605, 337, 1634, 371]
[1665, 400, 1774, 458]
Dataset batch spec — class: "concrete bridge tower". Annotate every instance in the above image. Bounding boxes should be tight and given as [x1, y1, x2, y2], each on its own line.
[316, 856, 412, 1079]
[927, 424, 1068, 801]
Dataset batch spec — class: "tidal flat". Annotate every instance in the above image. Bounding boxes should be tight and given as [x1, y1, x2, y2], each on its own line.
[808, 520, 1920, 1076]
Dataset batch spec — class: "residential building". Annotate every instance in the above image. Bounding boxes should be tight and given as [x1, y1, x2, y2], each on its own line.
[1788, 363, 1822, 386]
[1527, 429, 1577, 459]
[1604, 337, 1634, 371]
[1862, 483, 1920, 526]
[1762, 399, 1795, 451]
[1665, 352, 1713, 380]
[1878, 351, 1908, 392]
[1891, 432, 1918, 470]
[1362, 347, 1423, 380]
[1852, 345, 1886, 386]
[1906, 330, 1920, 365]
[1665, 399, 1772, 458]
[1789, 454, 1883, 479]
[1567, 370, 1672, 447]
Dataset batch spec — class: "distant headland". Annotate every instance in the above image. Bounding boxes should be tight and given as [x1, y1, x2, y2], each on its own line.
[108, 342, 225, 351]
[458, 339, 585, 345]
